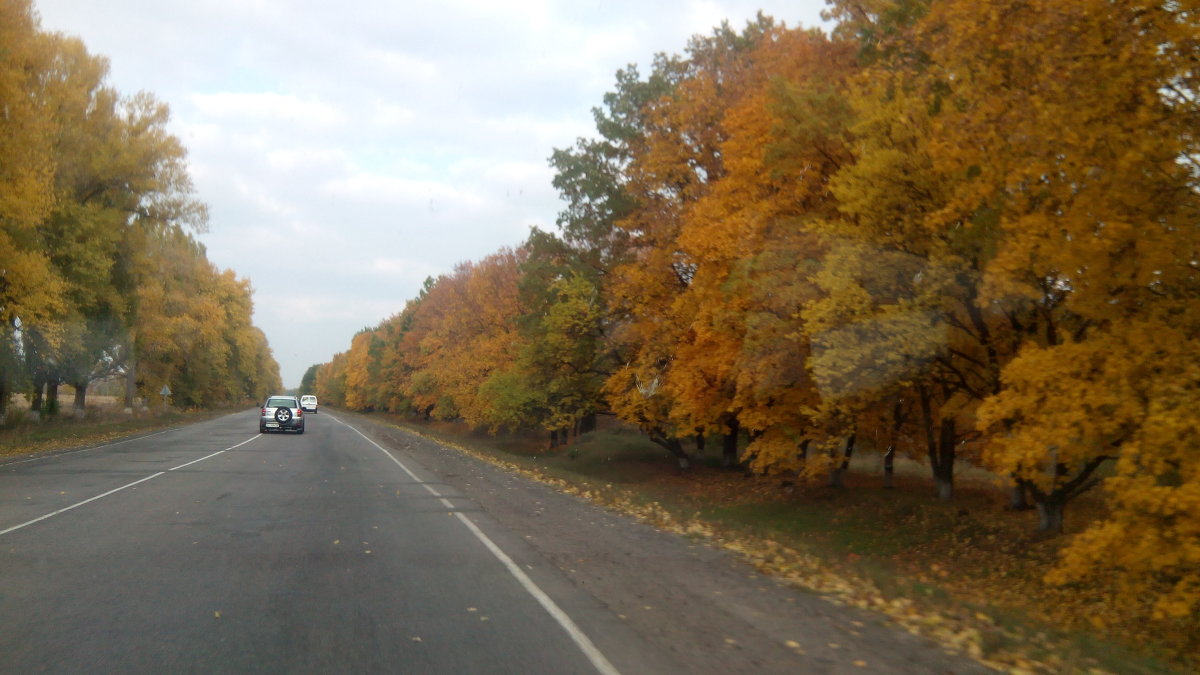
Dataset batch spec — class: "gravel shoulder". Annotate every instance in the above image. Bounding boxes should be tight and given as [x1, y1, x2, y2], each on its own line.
[345, 411, 994, 675]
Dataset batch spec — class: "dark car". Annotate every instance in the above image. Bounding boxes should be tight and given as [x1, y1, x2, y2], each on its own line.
[260, 395, 305, 433]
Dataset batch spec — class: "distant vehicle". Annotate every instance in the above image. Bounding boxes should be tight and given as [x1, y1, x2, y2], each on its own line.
[300, 395, 318, 413]
[260, 395, 305, 433]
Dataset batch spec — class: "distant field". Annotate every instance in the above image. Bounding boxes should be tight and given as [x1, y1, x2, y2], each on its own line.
[7, 390, 124, 411]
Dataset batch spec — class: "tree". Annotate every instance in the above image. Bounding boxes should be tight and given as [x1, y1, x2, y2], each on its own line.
[22, 34, 127, 416]
[914, 0, 1200, 619]
[670, 26, 857, 474]
[299, 364, 320, 395]
[805, 0, 1012, 501]
[0, 0, 61, 417]
[605, 17, 781, 468]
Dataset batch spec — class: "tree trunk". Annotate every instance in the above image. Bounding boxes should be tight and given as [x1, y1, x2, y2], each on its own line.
[1036, 500, 1064, 534]
[123, 334, 137, 410]
[1008, 482, 1032, 510]
[933, 418, 956, 501]
[549, 429, 560, 448]
[829, 434, 856, 488]
[920, 385, 956, 501]
[1024, 456, 1110, 536]
[580, 413, 596, 434]
[0, 370, 9, 422]
[650, 436, 691, 470]
[936, 478, 953, 502]
[73, 382, 88, 418]
[46, 382, 60, 416]
[721, 418, 740, 468]
[30, 372, 45, 414]
[884, 400, 902, 489]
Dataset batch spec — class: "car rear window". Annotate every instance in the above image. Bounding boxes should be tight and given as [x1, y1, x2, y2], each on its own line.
[267, 398, 295, 408]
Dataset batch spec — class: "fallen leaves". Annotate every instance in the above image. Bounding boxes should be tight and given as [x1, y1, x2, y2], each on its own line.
[367, 418, 1192, 673]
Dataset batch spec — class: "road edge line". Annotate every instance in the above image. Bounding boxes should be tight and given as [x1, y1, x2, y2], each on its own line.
[329, 413, 620, 675]
[0, 434, 261, 538]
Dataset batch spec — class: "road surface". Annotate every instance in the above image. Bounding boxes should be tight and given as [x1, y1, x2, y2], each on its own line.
[0, 410, 991, 674]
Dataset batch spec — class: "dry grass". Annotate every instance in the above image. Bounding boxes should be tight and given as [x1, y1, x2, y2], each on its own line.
[0, 399, 235, 459]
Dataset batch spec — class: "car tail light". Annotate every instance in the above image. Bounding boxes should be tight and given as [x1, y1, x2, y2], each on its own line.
[261, 407, 267, 415]
[296, 408, 303, 417]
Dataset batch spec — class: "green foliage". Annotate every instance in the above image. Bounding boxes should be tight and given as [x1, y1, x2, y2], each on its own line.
[299, 364, 320, 395]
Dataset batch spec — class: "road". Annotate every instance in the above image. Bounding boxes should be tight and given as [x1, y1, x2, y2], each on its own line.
[0, 410, 991, 674]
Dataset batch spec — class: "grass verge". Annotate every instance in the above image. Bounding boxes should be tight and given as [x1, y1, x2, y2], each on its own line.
[354, 411, 1192, 675]
[0, 406, 239, 460]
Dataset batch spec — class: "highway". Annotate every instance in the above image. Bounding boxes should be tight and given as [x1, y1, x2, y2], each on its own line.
[0, 410, 991, 674]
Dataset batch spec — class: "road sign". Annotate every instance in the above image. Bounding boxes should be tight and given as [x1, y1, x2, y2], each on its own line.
[160, 385, 171, 397]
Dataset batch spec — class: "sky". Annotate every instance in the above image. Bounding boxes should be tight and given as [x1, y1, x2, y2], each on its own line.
[34, 0, 833, 388]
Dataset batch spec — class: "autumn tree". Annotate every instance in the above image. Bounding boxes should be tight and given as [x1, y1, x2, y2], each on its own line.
[20, 34, 129, 415]
[604, 17, 785, 468]
[0, 0, 60, 417]
[387, 250, 529, 428]
[801, 0, 1021, 501]
[315, 351, 349, 408]
[481, 227, 613, 444]
[667, 26, 857, 475]
[520, 59, 687, 441]
[895, 0, 1200, 620]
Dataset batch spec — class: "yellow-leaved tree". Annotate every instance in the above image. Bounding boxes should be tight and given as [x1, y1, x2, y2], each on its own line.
[673, 26, 857, 475]
[0, 0, 61, 416]
[911, 0, 1200, 621]
[811, 0, 1011, 501]
[605, 16, 784, 468]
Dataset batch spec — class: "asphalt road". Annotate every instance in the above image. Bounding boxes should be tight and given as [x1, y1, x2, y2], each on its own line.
[0, 410, 992, 674]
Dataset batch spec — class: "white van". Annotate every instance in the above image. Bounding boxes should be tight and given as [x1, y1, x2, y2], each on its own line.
[300, 395, 318, 413]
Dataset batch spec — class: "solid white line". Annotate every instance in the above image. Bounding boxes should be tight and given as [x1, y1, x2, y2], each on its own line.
[168, 435, 261, 471]
[329, 414, 620, 675]
[0, 434, 261, 538]
[0, 472, 166, 537]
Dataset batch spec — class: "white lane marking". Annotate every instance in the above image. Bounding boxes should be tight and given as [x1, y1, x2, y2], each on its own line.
[329, 414, 620, 675]
[0, 472, 166, 537]
[168, 435, 261, 471]
[0, 434, 261, 538]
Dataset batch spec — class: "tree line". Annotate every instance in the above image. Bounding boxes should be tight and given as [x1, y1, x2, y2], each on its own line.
[1, 0, 281, 417]
[314, 0, 1199, 622]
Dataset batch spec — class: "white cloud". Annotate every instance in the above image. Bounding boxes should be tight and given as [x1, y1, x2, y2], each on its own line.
[34, 0, 833, 385]
[190, 92, 346, 129]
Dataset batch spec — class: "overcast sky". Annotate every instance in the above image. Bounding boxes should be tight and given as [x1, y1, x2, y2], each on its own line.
[34, 0, 832, 388]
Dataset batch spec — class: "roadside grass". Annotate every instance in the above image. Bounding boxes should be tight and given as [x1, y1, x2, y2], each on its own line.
[0, 405, 241, 460]
[365, 411, 1193, 675]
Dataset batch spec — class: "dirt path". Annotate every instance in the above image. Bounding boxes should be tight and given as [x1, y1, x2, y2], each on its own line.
[348, 412, 993, 674]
